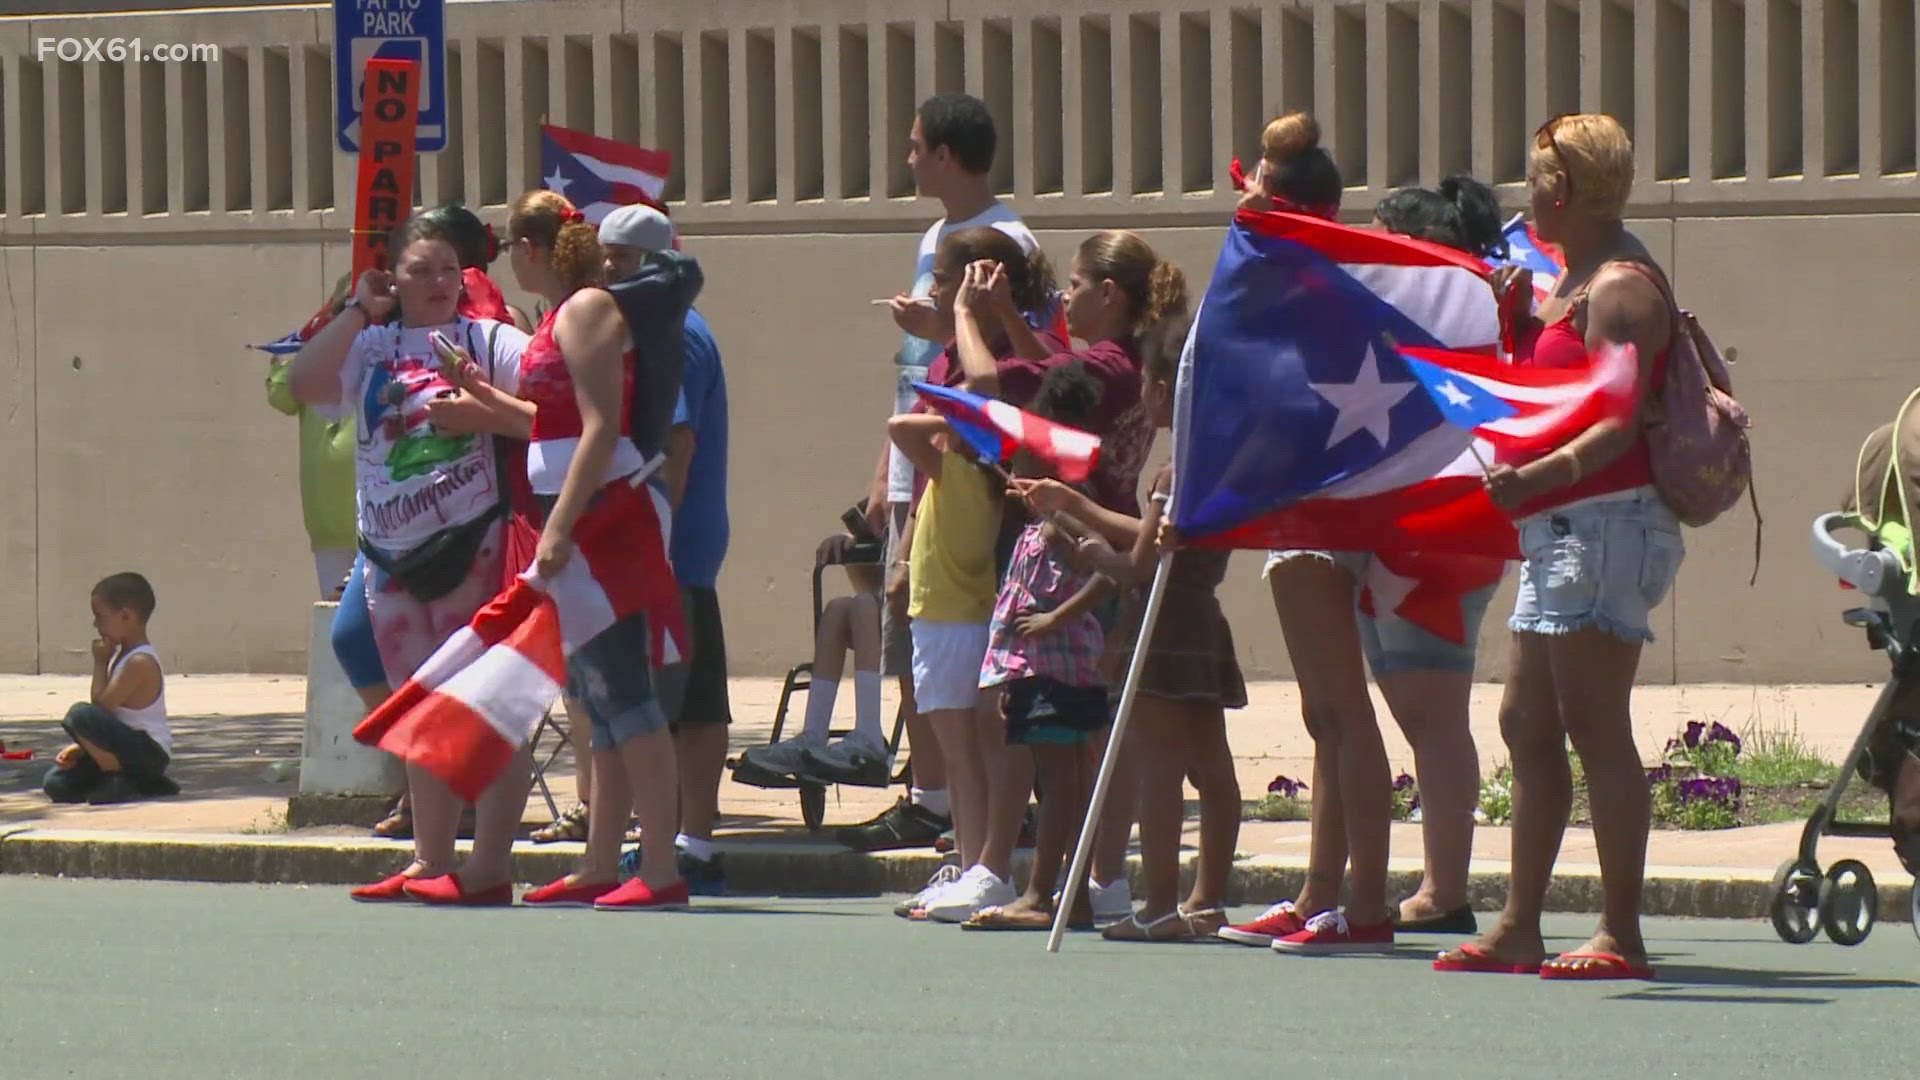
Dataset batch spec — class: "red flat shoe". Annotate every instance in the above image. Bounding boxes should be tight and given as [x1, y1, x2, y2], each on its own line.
[522, 877, 618, 908]
[593, 877, 690, 912]
[350, 872, 426, 903]
[1432, 942, 1544, 974]
[401, 873, 514, 907]
[1538, 950, 1655, 981]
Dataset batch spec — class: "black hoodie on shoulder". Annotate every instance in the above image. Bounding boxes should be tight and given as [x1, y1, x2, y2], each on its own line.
[606, 248, 705, 465]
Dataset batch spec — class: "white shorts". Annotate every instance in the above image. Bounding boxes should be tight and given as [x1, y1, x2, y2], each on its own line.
[910, 619, 992, 712]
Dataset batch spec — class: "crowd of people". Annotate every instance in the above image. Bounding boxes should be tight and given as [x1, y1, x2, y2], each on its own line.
[49, 90, 1691, 978]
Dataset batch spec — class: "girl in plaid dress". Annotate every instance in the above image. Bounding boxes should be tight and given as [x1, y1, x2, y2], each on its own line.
[964, 364, 1115, 931]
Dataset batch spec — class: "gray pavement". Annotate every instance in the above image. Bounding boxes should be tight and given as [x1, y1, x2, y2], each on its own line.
[3, 877, 1914, 1079]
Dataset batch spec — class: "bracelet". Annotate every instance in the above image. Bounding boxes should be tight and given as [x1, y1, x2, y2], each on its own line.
[1150, 492, 1171, 505]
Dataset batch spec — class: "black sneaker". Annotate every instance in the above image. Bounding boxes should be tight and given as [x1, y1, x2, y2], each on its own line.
[87, 774, 143, 806]
[834, 796, 951, 852]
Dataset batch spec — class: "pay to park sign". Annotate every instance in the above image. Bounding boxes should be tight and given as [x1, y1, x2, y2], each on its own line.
[335, 0, 445, 152]
[351, 58, 422, 277]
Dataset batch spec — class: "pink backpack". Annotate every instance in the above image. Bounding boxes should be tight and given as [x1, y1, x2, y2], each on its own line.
[1627, 263, 1761, 575]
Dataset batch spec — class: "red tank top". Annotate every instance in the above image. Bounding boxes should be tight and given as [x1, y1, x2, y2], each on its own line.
[519, 302, 647, 493]
[1507, 310, 1666, 515]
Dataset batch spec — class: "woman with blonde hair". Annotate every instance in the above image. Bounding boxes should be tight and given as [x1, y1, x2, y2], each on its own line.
[1436, 113, 1680, 980]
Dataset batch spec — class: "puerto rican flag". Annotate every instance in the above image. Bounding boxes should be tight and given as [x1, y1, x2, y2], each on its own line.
[1172, 209, 1518, 560]
[1402, 341, 1638, 457]
[354, 478, 685, 801]
[540, 124, 673, 225]
[1491, 213, 1565, 307]
[912, 381, 1101, 484]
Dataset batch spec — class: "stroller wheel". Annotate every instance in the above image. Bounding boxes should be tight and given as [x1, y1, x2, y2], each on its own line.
[1818, 859, 1878, 946]
[799, 782, 827, 833]
[1768, 859, 1821, 944]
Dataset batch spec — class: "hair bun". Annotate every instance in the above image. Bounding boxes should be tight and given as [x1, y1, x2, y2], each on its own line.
[1261, 112, 1322, 162]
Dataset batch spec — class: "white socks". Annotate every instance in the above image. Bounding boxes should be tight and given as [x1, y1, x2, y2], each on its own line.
[675, 833, 714, 862]
[912, 787, 951, 818]
[853, 671, 882, 743]
[803, 678, 839, 740]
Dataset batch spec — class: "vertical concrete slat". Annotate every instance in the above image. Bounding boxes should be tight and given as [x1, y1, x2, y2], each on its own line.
[1212, 4, 1238, 195]
[208, 48, 231, 215]
[504, 36, 530, 199]
[1471, 0, 1496, 185]
[683, 28, 706, 205]
[866, 17, 888, 203]
[1524, 0, 1550, 139]
[1365, 1, 1389, 195]
[822, 22, 844, 203]
[1062, 13, 1084, 199]
[43, 53, 66, 216]
[166, 61, 188, 216]
[459, 33, 483, 208]
[1, 51, 21, 220]
[1859, 0, 1884, 179]
[1312, 1, 1337, 191]
[775, 23, 795, 205]
[1161, 13, 1181, 197]
[593, 31, 615, 141]
[289, 42, 313, 213]
[1633, 0, 1660, 191]
[1012, 15, 1035, 203]
[1688, 0, 1713, 184]
[1747, 0, 1769, 185]
[1579, 0, 1605, 112]
[1803, 0, 1825, 180]
[1112, 11, 1135, 198]
[1420, 1, 1444, 186]
[1261, 2, 1285, 121]
[964, 14, 984, 99]
[730, 27, 750, 206]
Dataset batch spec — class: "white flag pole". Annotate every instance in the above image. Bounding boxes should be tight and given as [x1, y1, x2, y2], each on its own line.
[1046, 548, 1174, 954]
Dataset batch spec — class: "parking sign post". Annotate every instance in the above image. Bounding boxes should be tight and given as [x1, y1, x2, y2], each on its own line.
[334, 0, 445, 153]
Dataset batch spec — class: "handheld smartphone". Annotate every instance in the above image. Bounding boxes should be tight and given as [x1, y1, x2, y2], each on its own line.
[426, 329, 462, 369]
[841, 500, 880, 546]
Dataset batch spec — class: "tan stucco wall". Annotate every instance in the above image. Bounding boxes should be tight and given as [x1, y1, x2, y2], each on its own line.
[5, 0, 1920, 682]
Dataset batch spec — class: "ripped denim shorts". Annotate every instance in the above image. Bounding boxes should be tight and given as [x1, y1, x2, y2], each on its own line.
[1509, 488, 1684, 644]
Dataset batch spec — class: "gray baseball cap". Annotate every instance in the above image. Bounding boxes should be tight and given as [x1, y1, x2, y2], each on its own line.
[598, 203, 675, 252]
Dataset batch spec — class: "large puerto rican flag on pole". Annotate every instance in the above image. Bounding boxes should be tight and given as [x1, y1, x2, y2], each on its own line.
[354, 479, 686, 801]
[540, 123, 673, 225]
[1172, 209, 1520, 560]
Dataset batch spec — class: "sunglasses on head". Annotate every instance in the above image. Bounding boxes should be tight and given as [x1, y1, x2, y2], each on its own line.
[1536, 114, 1574, 204]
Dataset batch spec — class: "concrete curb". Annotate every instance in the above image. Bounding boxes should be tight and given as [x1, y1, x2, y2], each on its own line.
[4, 828, 1913, 922]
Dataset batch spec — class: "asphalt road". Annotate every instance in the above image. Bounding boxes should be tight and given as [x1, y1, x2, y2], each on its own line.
[3, 878, 1914, 1079]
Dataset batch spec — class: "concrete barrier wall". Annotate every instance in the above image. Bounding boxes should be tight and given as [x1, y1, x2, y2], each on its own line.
[2, 0, 1918, 682]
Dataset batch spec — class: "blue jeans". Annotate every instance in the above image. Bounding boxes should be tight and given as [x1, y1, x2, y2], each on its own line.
[1510, 489, 1684, 644]
[329, 554, 388, 690]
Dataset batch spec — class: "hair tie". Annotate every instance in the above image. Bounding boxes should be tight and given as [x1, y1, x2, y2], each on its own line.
[482, 222, 500, 262]
[558, 207, 584, 226]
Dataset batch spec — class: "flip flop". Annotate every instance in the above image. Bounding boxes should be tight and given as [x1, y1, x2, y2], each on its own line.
[961, 905, 1088, 932]
[1432, 942, 1544, 974]
[1539, 950, 1656, 981]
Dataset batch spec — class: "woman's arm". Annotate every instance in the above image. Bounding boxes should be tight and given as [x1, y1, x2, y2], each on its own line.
[536, 289, 629, 575]
[952, 261, 1004, 397]
[1488, 265, 1670, 509]
[888, 413, 948, 482]
[1012, 478, 1142, 548]
[663, 426, 697, 509]
[290, 271, 390, 405]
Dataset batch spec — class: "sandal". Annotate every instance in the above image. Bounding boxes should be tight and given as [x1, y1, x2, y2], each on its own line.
[1179, 905, 1230, 938]
[531, 802, 590, 844]
[370, 805, 413, 840]
[1101, 909, 1197, 942]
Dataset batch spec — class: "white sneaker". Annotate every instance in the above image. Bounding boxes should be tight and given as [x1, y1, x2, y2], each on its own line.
[894, 861, 963, 919]
[924, 864, 1017, 923]
[800, 731, 891, 785]
[1052, 877, 1133, 923]
[740, 731, 826, 776]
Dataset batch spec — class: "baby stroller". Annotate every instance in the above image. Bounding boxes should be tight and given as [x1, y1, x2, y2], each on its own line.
[1783, 398, 1920, 945]
[726, 507, 908, 832]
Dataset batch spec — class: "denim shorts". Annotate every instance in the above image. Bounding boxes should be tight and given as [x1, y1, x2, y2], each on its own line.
[1264, 550, 1499, 675]
[1510, 489, 1684, 644]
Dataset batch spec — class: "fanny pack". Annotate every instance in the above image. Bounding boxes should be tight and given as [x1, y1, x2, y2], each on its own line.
[359, 319, 510, 602]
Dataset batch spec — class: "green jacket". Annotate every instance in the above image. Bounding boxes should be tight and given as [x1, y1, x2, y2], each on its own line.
[265, 357, 357, 550]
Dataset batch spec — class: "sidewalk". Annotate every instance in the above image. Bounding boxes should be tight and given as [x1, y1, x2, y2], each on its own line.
[2, 676, 1911, 920]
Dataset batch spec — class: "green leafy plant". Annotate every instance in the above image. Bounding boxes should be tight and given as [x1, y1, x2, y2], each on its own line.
[1478, 764, 1513, 826]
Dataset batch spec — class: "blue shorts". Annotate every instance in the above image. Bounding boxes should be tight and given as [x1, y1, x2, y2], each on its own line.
[1510, 489, 1684, 644]
[1265, 550, 1499, 675]
[568, 611, 672, 750]
[329, 554, 389, 691]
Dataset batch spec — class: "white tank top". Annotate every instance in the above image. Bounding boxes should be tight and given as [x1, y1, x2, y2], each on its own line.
[110, 645, 171, 753]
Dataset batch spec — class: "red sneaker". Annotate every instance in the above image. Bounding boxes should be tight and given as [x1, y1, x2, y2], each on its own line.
[593, 877, 691, 912]
[350, 872, 425, 903]
[401, 873, 514, 907]
[1217, 900, 1307, 947]
[522, 877, 619, 908]
[1270, 911, 1395, 954]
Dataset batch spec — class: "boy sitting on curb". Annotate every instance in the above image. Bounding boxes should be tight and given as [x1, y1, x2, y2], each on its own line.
[44, 573, 179, 805]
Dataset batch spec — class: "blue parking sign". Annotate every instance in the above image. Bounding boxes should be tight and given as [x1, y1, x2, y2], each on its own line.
[335, 0, 446, 153]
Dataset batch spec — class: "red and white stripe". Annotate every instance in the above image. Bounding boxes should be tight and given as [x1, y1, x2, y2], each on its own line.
[354, 478, 684, 801]
[542, 123, 672, 223]
[1405, 342, 1639, 455]
[978, 398, 1102, 484]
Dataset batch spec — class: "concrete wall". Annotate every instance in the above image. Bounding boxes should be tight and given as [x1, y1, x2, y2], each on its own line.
[2, 0, 1919, 683]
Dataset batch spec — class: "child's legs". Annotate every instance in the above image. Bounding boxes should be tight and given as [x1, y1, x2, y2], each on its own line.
[62, 703, 168, 780]
[1020, 743, 1089, 909]
[43, 755, 103, 803]
[1090, 721, 1137, 888]
[849, 594, 882, 674]
[912, 620, 989, 856]
[1181, 702, 1241, 911]
[1269, 553, 1391, 923]
[1131, 699, 1189, 918]
[813, 596, 856, 683]
[979, 688, 1030, 881]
